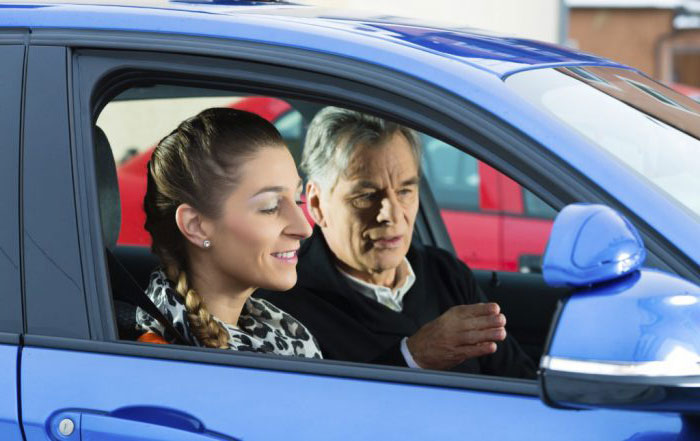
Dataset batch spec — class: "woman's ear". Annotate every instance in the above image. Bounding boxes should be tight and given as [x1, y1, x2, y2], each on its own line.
[306, 181, 328, 228]
[175, 203, 211, 249]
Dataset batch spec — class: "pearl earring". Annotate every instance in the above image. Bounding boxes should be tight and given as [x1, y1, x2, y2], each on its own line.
[203, 239, 211, 249]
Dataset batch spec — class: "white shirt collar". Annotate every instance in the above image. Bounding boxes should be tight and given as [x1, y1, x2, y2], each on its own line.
[338, 258, 416, 312]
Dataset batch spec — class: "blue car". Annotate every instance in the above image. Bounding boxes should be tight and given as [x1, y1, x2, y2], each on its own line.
[1, 1, 699, 440]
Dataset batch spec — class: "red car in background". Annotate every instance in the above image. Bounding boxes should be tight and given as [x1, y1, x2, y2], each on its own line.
[117, 96, 554, 272]
[670, 82, 700, 103]
[419, 135, 554, 272]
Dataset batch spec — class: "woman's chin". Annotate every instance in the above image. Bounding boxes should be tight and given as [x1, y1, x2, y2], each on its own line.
[259, 272, 297, 292]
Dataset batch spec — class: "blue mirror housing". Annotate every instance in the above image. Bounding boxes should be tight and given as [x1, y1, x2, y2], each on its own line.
[541, 268, 700, 414]
[542, 204, 646, 287]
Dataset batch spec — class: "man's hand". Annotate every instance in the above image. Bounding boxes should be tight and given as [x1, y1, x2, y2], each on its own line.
[406, 303, 506, 370]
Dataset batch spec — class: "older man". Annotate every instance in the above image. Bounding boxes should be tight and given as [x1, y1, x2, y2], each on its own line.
[258, 107, 535, 377]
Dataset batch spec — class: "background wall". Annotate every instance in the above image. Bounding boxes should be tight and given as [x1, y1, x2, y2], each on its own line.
[302, 0, 564, 43]
[569, 8, 674, 75]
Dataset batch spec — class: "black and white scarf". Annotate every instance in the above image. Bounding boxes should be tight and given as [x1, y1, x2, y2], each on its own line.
[136, 269, 322, 358]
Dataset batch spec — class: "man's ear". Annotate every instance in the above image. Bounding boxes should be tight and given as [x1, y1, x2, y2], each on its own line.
[175, 203, 211, 249]
[306, 181, 328, 228]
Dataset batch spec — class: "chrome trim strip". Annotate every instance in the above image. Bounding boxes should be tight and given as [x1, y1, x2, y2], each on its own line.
[541, 355, 700, 379]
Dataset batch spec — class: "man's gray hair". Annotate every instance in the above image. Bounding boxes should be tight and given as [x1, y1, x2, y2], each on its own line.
[301, 107, 421, 191]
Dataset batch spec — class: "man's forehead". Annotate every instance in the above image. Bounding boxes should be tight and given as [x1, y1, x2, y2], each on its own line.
[343, 164, 420, 190]
[344, 158, 417, 185]
[345, 143, 418, 179]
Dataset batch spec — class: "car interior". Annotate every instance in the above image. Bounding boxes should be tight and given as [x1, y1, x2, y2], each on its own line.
[95, 82, 570, 374]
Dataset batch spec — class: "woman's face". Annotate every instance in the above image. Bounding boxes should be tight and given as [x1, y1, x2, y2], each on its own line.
[204, 146, 312, 292]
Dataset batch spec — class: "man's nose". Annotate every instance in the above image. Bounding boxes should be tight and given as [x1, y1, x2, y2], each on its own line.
[376, 194, 400, 225]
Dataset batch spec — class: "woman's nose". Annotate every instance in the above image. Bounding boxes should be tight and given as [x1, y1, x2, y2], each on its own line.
[287, 202, 313, 239]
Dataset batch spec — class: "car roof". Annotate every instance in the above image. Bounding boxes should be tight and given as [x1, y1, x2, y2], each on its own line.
[0, 0, 625, 79]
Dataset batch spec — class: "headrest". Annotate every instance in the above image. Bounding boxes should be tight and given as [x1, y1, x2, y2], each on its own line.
[94, 126, 121, 248]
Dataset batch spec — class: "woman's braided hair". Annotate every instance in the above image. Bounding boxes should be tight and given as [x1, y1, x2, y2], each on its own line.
[144, 107, 284, 348]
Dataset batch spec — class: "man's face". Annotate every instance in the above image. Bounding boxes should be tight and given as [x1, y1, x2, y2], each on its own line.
[315, 132, 420, 282]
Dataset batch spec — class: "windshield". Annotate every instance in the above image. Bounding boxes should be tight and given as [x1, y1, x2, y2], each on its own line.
[506, 66, 700, 220]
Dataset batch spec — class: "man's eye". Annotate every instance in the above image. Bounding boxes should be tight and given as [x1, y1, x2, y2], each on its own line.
[295, 199, 304, 207]
[352, 193, 376, 208]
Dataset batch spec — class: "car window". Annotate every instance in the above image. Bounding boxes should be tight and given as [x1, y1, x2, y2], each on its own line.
[95, 80, 550, 378]
[98, 93, 244, 167]
[421, 135, 479, 211]
[273, 109, 305, 166]
[274, 110, 303, 140]
[523, 189, 557, 220]
[421, 136, 556, 273]
[103, 85, 558, 275]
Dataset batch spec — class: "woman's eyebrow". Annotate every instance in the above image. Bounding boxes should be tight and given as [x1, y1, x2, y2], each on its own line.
[251, 179, 303, 198]
[251, 186, 285, 197]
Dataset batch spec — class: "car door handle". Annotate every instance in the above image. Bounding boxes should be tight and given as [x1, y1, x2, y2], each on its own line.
[48, 407, 240, 441]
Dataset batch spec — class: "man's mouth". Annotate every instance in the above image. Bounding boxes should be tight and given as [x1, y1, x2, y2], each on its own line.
[271, 250, 299, 263]
[372, 235, 403, 249]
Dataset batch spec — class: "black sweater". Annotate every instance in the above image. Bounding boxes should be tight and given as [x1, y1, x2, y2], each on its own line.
[257, 230, 536, 379]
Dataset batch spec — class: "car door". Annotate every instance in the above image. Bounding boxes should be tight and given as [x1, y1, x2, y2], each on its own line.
[0, 38, 25, 441]
[18, 31, 686, 440]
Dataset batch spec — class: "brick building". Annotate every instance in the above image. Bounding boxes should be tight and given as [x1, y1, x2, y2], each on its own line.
[568, 0, 700, 86]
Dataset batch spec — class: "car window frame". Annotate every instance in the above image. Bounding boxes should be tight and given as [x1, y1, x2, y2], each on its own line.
[21, 28, 695, 397]
[0, 34, 26, 339]
[70, 48, 543, 396]
[23, 44, 91, 340]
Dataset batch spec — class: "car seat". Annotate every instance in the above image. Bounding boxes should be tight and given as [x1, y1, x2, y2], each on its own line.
[94, 126, 182, 343]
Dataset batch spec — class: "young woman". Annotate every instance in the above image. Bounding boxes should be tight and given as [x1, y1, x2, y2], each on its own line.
[135, 107, 321, 358]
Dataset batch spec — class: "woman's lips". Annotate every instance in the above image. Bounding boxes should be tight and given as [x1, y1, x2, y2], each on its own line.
[271, 250, 299, 264]
[372, 235, 403, 249]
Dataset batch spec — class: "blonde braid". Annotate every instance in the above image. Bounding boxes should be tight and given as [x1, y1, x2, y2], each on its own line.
[173, 269, 230, 349]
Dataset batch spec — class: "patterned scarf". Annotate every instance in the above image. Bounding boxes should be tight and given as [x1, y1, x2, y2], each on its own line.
[136, 269, 322, 358]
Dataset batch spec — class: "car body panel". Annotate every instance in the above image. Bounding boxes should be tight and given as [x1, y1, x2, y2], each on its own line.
[0, 344, 22, 440]
[0, 2, 621, 77]
[21, 347, 683, 441]
[2, 2, 697, 270]
[550, 268, 700, 363]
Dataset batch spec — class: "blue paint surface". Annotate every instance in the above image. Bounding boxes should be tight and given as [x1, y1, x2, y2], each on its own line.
[550, 268, 700, 362]
[0, 344, 22, 440]
[543, 204, 646, 287]
[21, 347, 682, 440]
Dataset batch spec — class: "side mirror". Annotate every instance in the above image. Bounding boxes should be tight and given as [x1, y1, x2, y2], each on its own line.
[542, 204, 645, 287]
[540, 204, 700, 414]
